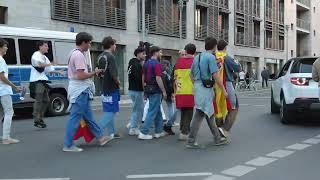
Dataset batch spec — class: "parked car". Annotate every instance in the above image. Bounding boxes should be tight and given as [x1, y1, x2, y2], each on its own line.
[271, 57, 320, 124]
[0, 26, 92, 116]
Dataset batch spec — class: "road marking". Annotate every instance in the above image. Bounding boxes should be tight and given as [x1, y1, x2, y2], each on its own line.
[221, 165, 256, 177]
[126, 172, 213, 179]
[266, 150, 295, 158]
[286, 143, 311, 150]
[203, 174, 234, 180]
[245, 156, 277, 167]
[0, 179, 70, 180]
[303, 138, 320, 145]
[239, 104, 266, 107]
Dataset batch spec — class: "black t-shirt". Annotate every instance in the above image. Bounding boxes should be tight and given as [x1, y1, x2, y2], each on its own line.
[97, 51, 119, 94]
[128, 58, 143, 91]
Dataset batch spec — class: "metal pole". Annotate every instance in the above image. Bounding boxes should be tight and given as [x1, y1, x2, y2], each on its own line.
[179, 0, 183, 47]
[142, 0, 146, 42]
[285, 25, 289, 61]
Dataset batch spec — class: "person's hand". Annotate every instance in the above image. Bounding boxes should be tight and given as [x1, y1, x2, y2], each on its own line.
[51, 61, 58, 66]
[171, 94, 175, 102]
[223, 89, 228, 98]
[94, 67, 104, 76]
[14, 86, 22, 93]
[58, 69, 66, 76]
[162, 91, 167, 100]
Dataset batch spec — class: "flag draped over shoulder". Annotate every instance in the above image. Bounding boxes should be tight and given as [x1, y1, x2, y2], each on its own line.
[73, 119, 95, 143]
[213, 51, 231, 119]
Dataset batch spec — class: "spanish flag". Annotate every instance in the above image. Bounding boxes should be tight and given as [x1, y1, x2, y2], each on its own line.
[73, 119, 95, 143]
[213, 51, 231, 119]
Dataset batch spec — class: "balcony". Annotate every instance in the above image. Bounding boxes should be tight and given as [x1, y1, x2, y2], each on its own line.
[296, 18, 310, 33]
[51, 0, 126, 29]
[297, 0, 311, 10]
[219, 29, 228, 42]
[139, 14, 186, 38]
[195, 25, 208, 40]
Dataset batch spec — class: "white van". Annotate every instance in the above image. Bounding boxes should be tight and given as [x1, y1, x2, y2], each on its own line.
[0, 26, 92, 116]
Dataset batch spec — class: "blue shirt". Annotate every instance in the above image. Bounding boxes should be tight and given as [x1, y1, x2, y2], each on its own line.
[191, 52, 218, 81]
[224, 55, 241, 82]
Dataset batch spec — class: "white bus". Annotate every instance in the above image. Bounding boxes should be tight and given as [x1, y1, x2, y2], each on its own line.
[0, 26, 92, 116]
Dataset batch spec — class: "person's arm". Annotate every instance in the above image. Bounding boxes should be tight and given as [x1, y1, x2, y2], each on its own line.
[226, 56, 241, 73]
[0, 72, 22, 92]
[155, 64, 167, 99]
[109, 57, 120, 87]
[209, 55, 228, 97]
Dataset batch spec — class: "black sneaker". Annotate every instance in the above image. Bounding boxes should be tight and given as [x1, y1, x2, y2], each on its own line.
[34, 121, 47, 128]
[163, 125, 175, 135]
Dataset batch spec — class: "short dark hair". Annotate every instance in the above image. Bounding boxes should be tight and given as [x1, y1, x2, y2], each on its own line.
[102, 36, 116, 49]
[204, 37, 217, 51]
[184, 43, 196, 55]
[76, 32, 93, 46]
[36, 41, 48, 49]
[134, 47, 145, 57]
[0, 38, 8, 48]
[217, 40, 228, 51]
[149, 46, 161, 56]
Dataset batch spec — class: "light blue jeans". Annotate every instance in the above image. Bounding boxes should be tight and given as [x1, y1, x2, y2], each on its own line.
[140, 93, 163, 135]
[129, 91, 144, 129]
[64, 91, 103, 148]
[98, 112, 115, 136]
[165, 101, 177, 127]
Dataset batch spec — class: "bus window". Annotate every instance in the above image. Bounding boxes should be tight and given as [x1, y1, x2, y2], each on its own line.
[54, 41, 76, 65]
[18, 39, 53, 64]
[2, 38, 17, 65]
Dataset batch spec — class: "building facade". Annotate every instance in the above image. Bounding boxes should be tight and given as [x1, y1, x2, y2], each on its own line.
[285, 0, 320, 59]
[0, 0, 296, 94]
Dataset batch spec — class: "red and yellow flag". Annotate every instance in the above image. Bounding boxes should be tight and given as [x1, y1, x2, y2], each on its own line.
[213, 51, 231, 119]
[73, 119, 95, 143]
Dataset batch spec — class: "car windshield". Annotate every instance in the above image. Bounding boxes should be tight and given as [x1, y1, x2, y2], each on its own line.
[290, 58, 317, 73]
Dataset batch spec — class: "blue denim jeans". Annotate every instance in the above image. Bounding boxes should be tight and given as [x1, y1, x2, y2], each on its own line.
[98, 112, 115, 136]
[165, 101, 177, 127]
[64, 91, 103, 148]
[140, 93, 163, 135]
[129, 91, 144, 129]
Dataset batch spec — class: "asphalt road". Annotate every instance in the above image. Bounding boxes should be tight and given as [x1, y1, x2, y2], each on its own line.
[1, 91, 320, 180]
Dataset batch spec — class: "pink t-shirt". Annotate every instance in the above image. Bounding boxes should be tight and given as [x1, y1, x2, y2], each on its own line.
[68, 50, 88, 79]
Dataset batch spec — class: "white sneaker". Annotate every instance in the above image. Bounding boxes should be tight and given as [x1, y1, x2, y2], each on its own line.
[173, 122, 180, 127]
[2, 138, 20, 145]
[138, 132, 153, 140]
[63, 145, 83, 152]
[154, 132, 166, 139]
[126, 123, 131, 129]
[178, 133, 188, 141]
[129, 128, 140, 136]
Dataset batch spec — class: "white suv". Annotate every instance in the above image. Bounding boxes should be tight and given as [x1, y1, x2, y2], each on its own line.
[271, 57, 320, 124]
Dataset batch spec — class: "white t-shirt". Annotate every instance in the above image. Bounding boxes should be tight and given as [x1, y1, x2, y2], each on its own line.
[29, 51, 55, 82]
[239, 71, 245, 80]
[0, 56, 13, 96]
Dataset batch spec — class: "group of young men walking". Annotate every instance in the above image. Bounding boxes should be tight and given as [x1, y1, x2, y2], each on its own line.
[0, 32, 241, 151]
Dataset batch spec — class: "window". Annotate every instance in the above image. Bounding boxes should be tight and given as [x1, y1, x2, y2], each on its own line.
[2, 38, 17, 65]
[279, 61, 291, 77]
[0, 6, 8, 24]
[291, 50, 294, 57]
[290, 59, 317, 73]
[314, 30, 316, 36]
[291, 23, 294, 30]
[314, 7, 316, 13]
[18, 39, 53, 65]
[314, 53, 316, 56]
[291, 0, 294, 3]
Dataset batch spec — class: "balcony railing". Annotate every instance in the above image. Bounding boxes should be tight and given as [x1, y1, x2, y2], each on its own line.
[296, 18, 310, 31]
[51, 0, 126, 29]
[297, 0, 311, 7]
[139, 14, 186, 38]
[219, 29, 228, 42]
[195, 25, 208, 40]
[219, 0, 228, 9]
[253, 35, 260, 47]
